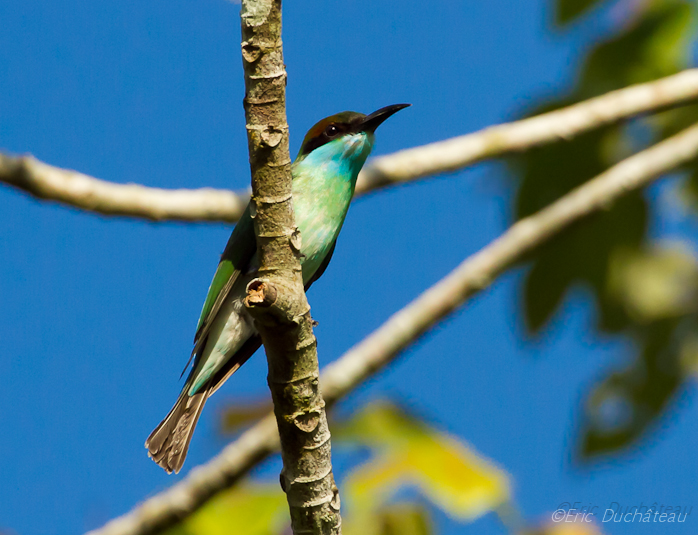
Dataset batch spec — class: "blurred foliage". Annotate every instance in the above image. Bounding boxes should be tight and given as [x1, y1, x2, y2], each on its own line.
[220, 398, 272, 433]
[334, 401, 510, 525]
[164, 401, 511, 535]
[582, 313, 698, 455]
[655, 100, 698, 206]
[512, 0, 698, 459]
[554, 0, 606, 26]
[580, 243, 698, 454]
[525, 520, 603, 535]
[372, 504, 432, 535]
[163, 485, 287, 535]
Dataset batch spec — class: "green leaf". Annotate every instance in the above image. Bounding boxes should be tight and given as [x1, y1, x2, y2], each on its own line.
[555, 0, 606, 26]
[524, 248, 573, 333]
[337, 402, 511, 522]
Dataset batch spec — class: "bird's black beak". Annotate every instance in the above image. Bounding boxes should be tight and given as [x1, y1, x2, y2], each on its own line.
[360, 103, 411, 133]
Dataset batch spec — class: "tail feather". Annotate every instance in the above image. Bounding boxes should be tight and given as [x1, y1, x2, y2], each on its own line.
[147, 335, 263, 473]
[145, 389, 209, 474]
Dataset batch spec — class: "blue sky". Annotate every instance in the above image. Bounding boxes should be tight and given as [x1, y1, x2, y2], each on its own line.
[1, 1, 696, 534]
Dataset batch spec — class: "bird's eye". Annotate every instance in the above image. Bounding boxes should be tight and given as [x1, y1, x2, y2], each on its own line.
[325, 124, 339, 137]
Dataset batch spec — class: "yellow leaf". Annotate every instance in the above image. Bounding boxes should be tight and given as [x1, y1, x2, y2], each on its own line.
[343, 401, 510, 521]
[163, 483, 287, 535]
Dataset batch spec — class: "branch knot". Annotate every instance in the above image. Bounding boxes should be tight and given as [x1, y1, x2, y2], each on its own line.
[286, 408, 322, 433]
[244, 279, 277, 308]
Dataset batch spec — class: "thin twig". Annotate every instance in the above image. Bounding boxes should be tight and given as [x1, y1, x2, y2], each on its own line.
[84, 107, 698, 535]
[4, 70, 698, 222]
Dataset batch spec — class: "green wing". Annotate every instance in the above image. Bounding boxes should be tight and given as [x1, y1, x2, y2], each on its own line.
[194, 204, 257, 346]
[189, 201, 337, 379]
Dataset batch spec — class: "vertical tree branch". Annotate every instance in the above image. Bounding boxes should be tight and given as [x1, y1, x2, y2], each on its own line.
[239, 1, 341, 534]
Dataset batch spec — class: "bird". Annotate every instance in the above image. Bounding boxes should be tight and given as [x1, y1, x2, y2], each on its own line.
[146, 103, 410, 473]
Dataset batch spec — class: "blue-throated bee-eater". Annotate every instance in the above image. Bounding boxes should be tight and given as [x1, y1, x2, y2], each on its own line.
[146, 104, 410, 473]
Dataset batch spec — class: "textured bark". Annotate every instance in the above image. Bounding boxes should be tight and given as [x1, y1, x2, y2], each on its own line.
[239, 2, 341, 534]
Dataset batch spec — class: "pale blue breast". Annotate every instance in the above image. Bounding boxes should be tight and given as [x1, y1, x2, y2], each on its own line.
[292, 133, 374, 283]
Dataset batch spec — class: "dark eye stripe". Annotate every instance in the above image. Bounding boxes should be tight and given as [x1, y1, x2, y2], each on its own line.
[298, 111, 367, 157]
[301, 123, 349, 155]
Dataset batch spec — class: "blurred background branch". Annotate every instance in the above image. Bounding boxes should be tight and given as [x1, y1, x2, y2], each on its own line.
[2, 70, 698, 223]
[0, 154, 250, 223]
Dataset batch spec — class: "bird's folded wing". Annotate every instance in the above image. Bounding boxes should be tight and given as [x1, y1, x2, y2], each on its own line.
[193, 203, 257, 350]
